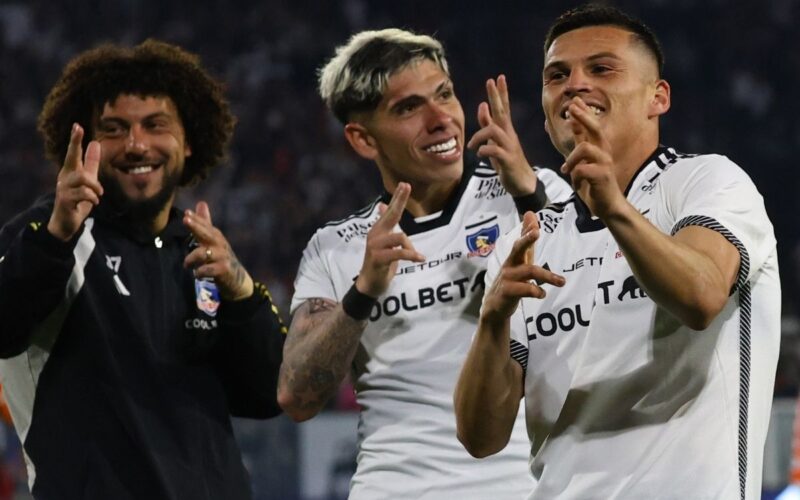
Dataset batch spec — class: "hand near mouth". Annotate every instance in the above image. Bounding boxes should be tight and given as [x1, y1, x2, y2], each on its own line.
[560, 97, 624, 219]
[47, 123, 104, 241]
[467, 75, 539, 197]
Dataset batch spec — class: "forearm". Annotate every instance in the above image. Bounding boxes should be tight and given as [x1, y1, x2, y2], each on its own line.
[604, 202, 735, 329]
[277, 301, 367, 421]
[455, 316, 522, 458]
[0, 219, 75, 357]
[214, 282, 288, 418]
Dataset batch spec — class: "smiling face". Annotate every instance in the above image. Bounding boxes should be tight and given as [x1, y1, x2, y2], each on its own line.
[346, 59, 466, 193]
[94, 94, 191, 223]
[542, 25, 669, 162]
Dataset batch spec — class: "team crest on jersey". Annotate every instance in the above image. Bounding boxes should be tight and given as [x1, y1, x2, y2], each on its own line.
[466, 224, 500, 258]
[195, 279, 220, 317]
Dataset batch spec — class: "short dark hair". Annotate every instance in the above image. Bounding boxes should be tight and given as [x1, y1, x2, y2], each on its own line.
[544, 4, 664, 77]
[37, 39, 235, 186]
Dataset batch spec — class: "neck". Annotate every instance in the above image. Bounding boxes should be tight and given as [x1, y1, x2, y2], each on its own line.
[612, 135, 660, 192]
[149, 204, 173, 234]
[387, 178, 460, 218]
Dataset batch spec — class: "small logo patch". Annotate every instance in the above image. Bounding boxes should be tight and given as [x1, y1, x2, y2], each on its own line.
[466, 224, 500, 258]
[195, 279, 220, 317]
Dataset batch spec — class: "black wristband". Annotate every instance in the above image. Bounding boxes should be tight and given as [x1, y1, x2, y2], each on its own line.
[342, 284, 377, 321]
[512, 179, 549, 214]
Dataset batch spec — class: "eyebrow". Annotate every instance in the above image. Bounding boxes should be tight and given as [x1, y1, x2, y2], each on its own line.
[97, 112, 175, 125]
[543, 52, 622, 73]
[387, 79, 452, 113]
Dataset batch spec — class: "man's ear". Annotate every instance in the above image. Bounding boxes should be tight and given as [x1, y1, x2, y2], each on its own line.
[344, 122, 378, 161]
[649, 79, 671, 118]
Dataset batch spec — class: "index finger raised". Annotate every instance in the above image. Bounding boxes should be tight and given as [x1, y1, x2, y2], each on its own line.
[568, 98, 603, 145]
[377, 182, 411, 228]
[507, 214, 539, 266]
[63, 123, 85, 172]
[486, 78, 507, 122]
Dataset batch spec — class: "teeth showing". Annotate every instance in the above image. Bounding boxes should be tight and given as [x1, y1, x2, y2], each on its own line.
[129, 166, 154, 175]
[424, 137, 457, 155]
[564, 105, 603, 119]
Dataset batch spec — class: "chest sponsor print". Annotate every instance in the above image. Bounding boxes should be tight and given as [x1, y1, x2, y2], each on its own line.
[524, 275, 647, 340]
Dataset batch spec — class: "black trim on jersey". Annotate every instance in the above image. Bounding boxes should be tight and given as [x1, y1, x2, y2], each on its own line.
[322, 198, 381, 229]
[465, 215, 498, 231]
[671, 215, 751, 499]
[574, 196, 606, 233]
[473, 169, 497, 179]
[574, 145, 686, 233]
[509, 339, 528, 374]
[380, 155, 478, 236]
[622, 145, 669, 197]
[542, 197, 571, 214]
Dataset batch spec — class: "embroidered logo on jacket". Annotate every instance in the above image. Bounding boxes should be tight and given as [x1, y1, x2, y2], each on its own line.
[195, 279, 220, 317]
[466, 224, 500, 258]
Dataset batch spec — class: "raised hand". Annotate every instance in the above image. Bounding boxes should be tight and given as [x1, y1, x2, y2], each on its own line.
[47, 123, 104, 241]
[481, 212, 565, 325]
[355, 182, 425, 298]
[467, 75, 538, 196]
[183, 201, 254, 301]
[559, 96, 624, 219]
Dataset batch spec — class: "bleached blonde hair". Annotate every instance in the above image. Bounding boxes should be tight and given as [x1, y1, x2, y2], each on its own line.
[318, 28, 449, 123]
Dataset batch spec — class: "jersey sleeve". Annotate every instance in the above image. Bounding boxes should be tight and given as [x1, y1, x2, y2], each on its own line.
[213, 281, 287, 419]
[485, 222, 530, 374]
[290, 230, 338, 314]
[0, 198, 78, 357]
[657, 155, 776, 290]
[535, 166, 573, 205]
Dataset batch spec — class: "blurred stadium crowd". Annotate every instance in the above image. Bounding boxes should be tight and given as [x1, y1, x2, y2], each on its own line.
[0, 0, 798, 497]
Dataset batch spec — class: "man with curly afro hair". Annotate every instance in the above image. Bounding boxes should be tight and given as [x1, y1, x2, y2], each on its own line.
[0, 39, 287, 499]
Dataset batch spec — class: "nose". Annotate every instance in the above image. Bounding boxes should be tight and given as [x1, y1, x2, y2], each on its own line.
[424, 102, 453, 132]
[564, 68, 591, 98]
[124, 125, 149, 156]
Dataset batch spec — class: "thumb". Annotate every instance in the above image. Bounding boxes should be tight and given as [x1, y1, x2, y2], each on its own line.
[195, 201, 212, 224]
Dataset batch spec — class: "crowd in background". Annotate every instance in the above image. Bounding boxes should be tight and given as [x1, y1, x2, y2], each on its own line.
[0, 0, 798, 497]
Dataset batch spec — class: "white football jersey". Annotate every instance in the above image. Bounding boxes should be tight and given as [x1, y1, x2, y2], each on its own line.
[488, 147, 780, 500]
[292, 161, 572, 499]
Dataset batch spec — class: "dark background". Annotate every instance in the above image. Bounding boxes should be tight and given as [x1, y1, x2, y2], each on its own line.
[0, 0, 797, 498]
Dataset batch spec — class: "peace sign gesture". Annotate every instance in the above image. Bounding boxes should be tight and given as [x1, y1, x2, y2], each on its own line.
[355, 182, 425, 298]
[559, 96, 623, 219]
[183, 201, 254, 301]
[467, 75, 538, 197]
[481, 212, 565, 325]
[47, 123, 104, 241]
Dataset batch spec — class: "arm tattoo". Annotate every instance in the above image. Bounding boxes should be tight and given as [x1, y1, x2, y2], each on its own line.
[280, 298, 367, 412]
[309, 298, 336, 314]
[227, 243, 247, 289]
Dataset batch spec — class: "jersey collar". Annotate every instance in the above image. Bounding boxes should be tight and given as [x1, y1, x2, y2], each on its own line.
[574, 144, 670, 233]
[379, 153, 478, 236]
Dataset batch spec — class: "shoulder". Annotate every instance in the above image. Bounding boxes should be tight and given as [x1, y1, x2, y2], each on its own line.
[533, 166, 573, 203]
[1, 194, 55, 236]
[306, 197, 381, 249]
[660, 149, 750, 186]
